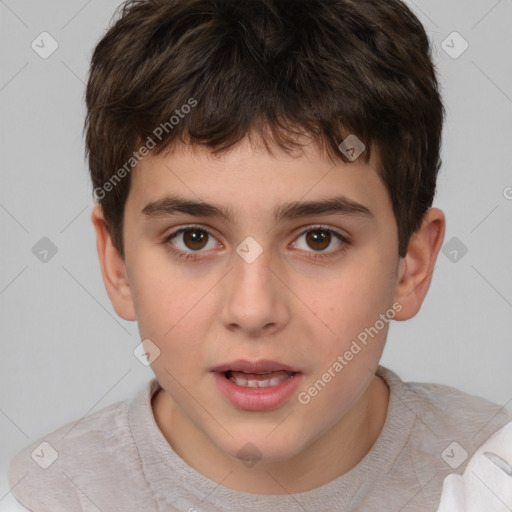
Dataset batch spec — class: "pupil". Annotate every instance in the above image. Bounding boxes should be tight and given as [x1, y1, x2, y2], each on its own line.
[184, 229, 207, 250]
[306, 230, 330, 251]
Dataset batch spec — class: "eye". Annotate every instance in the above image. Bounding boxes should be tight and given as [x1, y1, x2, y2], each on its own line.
[292, 226, 349, 259]
[163, 225, 350, 262]
[165, 226, 220, 257]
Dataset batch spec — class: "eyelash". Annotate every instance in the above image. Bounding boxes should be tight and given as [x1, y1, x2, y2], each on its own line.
[162, 225, 351, 262]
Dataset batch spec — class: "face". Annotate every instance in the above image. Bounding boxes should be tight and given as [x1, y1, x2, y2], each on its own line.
[121, 137, 402, 465]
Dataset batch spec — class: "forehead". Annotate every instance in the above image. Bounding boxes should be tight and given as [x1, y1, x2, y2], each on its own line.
[127, 137, 390, 222]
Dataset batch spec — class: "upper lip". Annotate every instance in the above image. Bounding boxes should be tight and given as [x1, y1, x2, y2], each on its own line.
[211, 359, 300, 374]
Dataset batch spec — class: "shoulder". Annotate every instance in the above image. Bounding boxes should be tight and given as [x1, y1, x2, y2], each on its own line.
[373, 367, 511, 508]
[380, 365, 511, 462]
[406, 374, 509, 439]
[7, 383, 152, 511]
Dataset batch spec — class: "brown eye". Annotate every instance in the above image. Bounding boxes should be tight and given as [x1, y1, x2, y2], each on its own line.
[182, 229, 208, 250]
[292, 227, 348, 259]
[167, 227, 218, 254]
[305, 229, 331, 251]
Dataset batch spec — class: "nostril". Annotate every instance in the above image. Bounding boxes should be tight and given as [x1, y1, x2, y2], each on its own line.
[484, 451, 512, 476]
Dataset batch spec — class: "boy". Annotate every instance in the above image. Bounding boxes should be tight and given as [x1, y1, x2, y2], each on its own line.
[8, 0, 511, 510]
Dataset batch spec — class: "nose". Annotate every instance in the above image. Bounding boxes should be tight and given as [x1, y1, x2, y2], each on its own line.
[220, 246, 290, 337]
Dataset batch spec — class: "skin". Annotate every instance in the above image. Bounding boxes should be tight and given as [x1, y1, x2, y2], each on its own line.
[91, 135, 445, 494]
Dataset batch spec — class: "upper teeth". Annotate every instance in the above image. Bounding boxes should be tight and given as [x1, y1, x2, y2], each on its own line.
[228, 372, 292, 388]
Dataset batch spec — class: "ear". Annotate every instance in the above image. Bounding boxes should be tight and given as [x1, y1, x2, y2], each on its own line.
[393, 207, 446, 320]
[91, 205, 136, 321]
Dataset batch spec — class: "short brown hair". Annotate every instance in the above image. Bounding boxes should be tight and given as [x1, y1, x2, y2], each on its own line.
[85, 0, 444, 258]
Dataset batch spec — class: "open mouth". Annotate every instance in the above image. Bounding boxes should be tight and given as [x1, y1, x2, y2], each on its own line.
[224, 370, 295, 388]
[212, 361, 302, 411]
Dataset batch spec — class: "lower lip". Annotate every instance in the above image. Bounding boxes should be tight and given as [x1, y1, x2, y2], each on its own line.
[212, 372, 302, 411]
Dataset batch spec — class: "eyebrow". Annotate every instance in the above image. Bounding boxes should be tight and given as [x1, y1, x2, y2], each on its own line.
[141, 195, 374, 223]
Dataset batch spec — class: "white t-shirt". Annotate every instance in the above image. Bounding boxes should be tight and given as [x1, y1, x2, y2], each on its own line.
[7, 366, 511, 511]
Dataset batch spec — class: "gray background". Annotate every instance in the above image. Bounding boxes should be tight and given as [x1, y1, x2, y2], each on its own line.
[1, 0, 511, 508]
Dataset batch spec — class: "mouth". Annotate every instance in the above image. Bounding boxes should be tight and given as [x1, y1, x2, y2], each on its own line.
[211, 360, 302, 411]
[224, 369, 296, 388]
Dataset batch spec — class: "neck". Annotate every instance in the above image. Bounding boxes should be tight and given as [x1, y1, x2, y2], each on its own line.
[152, 374, 389, 494]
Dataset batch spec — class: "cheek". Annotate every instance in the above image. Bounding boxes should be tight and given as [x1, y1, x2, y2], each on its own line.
[129, 243, 224, 326]
[129, 260, 219, 378]
[300, 253, 397, 369]
[311, 263, 395, 334]
[129, 260, 198, 342]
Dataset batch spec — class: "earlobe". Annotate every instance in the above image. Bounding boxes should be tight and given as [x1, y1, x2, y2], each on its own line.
[393, 208, 446, 321]
[91, 205, 136, 321]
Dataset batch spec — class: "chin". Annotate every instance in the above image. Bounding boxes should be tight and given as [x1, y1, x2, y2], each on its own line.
[220, 430, 312, 466]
